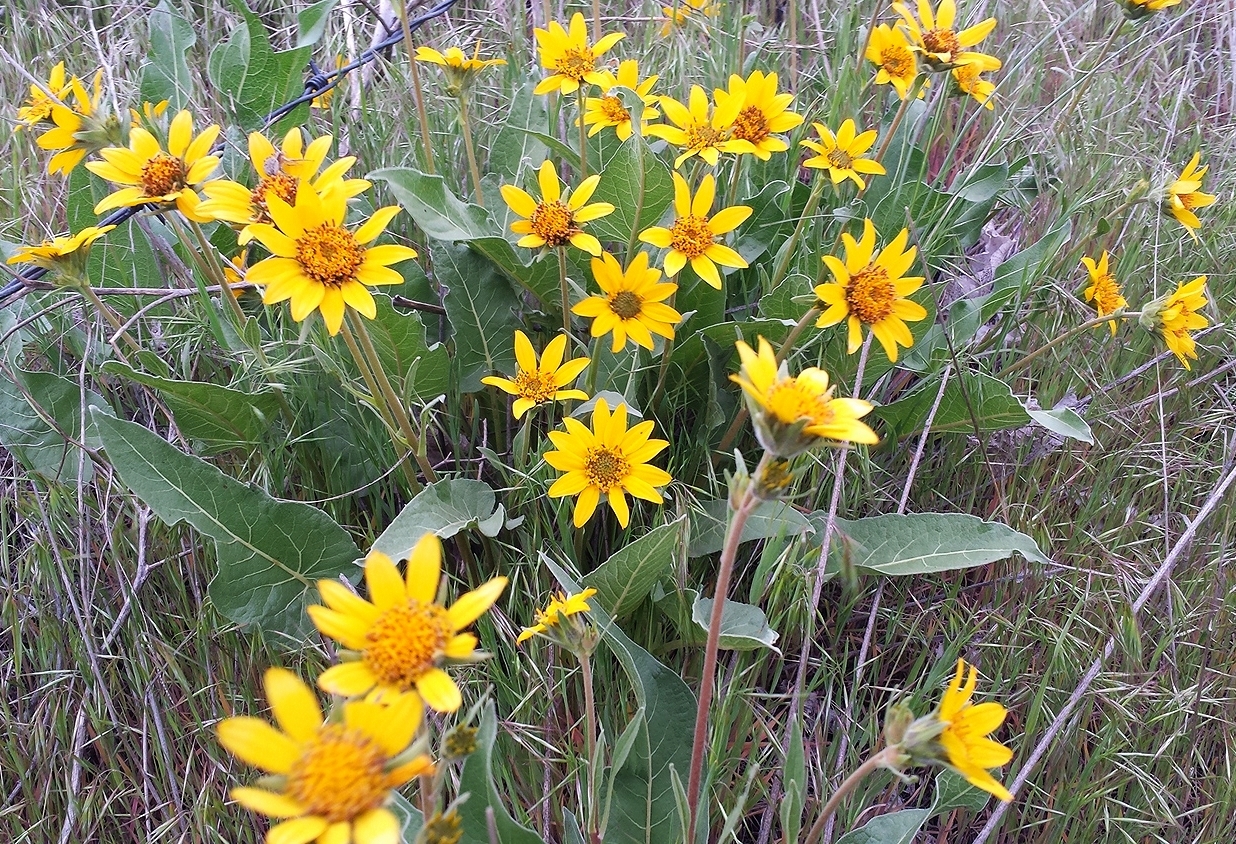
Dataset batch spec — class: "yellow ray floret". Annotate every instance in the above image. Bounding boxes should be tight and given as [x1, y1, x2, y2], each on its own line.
[713, 70, 804, 161]
[935, 659, 1015, 801]
[501, 160, 614, 256]
[517, 588, 598, 643]
[582, 60, 661, 141]
[482, 330, 590, 419]
[638, 172, 751, 289]
[573, 251, 682, 352]
[866, 24, 921, 100]
[801, 120, 887, 190]
[646, 84, 755, 168]
[1142, 276, 1209, 369]
[1080, 251, 1128, 336]
[894, 0, 999, 70]
[1163, 152, 1217, 239]
[6, 225, 115, 272]
[533, 12, 624, 96]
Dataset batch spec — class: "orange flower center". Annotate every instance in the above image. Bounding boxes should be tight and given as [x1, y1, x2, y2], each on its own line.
[362, 600, 453, 688]
[251, 172, 299, 222]
[530, 201, 579, 247]
[845, 263, 896, 324]
[826, 148, 855, 170]
[141, 153, 187, 197]
[513, 368, 559, 404]
[880, 45, 914, 77]
[765, 378, 834, 427]
[286, 724, 391, 822]
[296, 224, 364, 287]
[598, 95, 630, 124]
[668, 215, 715, 259]
[555, 47, 596, 81]
[609, 290, 643, 320]
[1179, 192, 1203, 210]
[922, 29, 960, 58]
[1089, 274, 1125, 315]
[686, 122, 725, 151]
[584, 446, 630, 492]
[732, 105, 770, 144]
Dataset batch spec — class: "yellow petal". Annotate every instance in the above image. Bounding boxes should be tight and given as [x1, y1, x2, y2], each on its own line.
[364, 550, 407, 609]
[353, 809, 400, 844]
[216, 717, 300, 774]
[447, 577, 508, 629]
[230, 786, 305, 819]
[267, 816, 329, 844]
[264, 668, 323, 743]
[317, 661, 378, 697]
[416, 667, 463, 712]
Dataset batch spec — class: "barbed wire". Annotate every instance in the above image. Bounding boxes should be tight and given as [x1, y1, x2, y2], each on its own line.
[0, 0, 458, 310]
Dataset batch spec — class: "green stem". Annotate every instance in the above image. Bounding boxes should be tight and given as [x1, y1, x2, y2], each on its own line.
[580, 650, 599, 843]
[577, 88, 589, 178]
[79, 285, 139, 359]
[400, 3, 436, 174]
[802, 748, 895, 842]
[558, 246, 572, 336]
[458, 95, 485, 206]
[767, 176, 827, 293]
[188, 220, 244, 325]
[996, 310, 1138, 379]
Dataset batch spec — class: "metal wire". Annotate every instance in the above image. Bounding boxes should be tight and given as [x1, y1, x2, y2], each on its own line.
[0, 0, 458, 309]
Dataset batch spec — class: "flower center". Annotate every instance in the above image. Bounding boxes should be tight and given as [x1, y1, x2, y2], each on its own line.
[732, 105, 770, 144]
[826, 149, 854, 170]
[845, 264, 896, 323]
[686, 122, 725, 151]
[599, 95, 630, 124]
[296, 224, 365, 288]
[584, 446, 630, 492]
[140, 153, 187, 197]
[555, 47, 596, 81]
[1179, 192, 1203, 209]
[1091, 275, 1124, 313]
[361, 599, 453, 688]
[512, 368, 559, 404]
[954, 63, 980, 89]
[530, 201, 578, 247]
[765, 378, 834, 427]
[881, 45, 913, 77]
[922, 29, 961, 58]
[251, 172, 299, 222]
[286, 724, 391, 822]
[668, 215, 715, 259]
[609, 290, 643, 320]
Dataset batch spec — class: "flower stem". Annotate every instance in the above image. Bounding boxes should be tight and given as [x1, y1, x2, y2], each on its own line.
[400, 2, 436, 175]
[802, 747, 895, 842]
[558, 246, 572, 336]
[187, 220, 245, 325]
[577, 88, 589, 178]
[591, 0, 602, 42]
[580, 650, 600, 843]
[78, 284, 140, 359]
[458, 95, 485, 206]
[995, 310, 1139, 379]
[685, 451, 771, 844]
[767, 175, 826, 294]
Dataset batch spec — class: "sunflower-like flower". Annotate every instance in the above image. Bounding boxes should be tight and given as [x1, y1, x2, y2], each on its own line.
[416, 43, 507, 95]
[533, 12, 624, 96]
[638, 172, 751, 288]
[217, 668, 435, 844]
[244, 188, 417, 336]
[866, 24, 921, 100]
[15, 61, 72, 129]
[815, 219, 927, 362]
[659, 0, 718, 35]
[1163, 152, 1217, 239]
[714, 70, 804, 161]
[481, 330, 590, 419]
[731, 337, 878, 456]
[573, 251, 682, 352]
[1140, 276, 1209, 369]
[308, 535, 508, 712]
[801, 120, 887, 189]
[582, 60, 660, 141]
[6, 225, 114, 275]
[501, 160, 614, 256]
[894, 0, 998, 70]
[646, 84, 755, 168]
[37, 70, 122, 175]
[198, 128, 369, 242]
[952, 63, 996, 109]
[1080, 251, 1128, 335]
[86, 110, 220, 219]
[545, 398, 672, 528]
[932, 660, 1015, 800]
[1117, 0, 1182, 19]
[516, 588, 598, 643]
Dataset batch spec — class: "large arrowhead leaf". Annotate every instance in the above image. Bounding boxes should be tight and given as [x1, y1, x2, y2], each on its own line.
[435, 242, 522, 393]
[691, 594, 780, 651]
[488, 81, 551, 178]
[582, 517, 684, 616]
[588, 129, 673, 244]
[834, 809, 931, 844]
[141, 1, 196, 109]
[457, 701, 544, 844]
[208, 0, 313, 131]
[371, 478, 505, 559]
[0, 369, 107, 484]
[365, 295, 450, 404]
[688, 498, 812, 557]
[91, 410, 360, 637]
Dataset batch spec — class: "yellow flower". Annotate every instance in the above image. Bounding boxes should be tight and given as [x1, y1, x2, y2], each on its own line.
[6, 225, 115, 273]
[416, 43, 506, 94]
[1117, 0, 1182, 18]
[198, 128, 369, 242]
[308, 534, 509, 712]
[638, 172, 751, 289]
[581, 60, 660, 141]
[952, 63, 996, 109]
[130, 99, 170, 129]
[15, 61, 71, 129]
[37, 70, 118, 175]
[646, 84, 754, 168]
[217, 667, 435, 843]
[866, 24, 920, 100]
[244, 188, 417, 336]
[815, 219, 927, 362]
[573, 251, 682, 352]
[517, 588, 598, 643]
[713, 70, 804, 161]
[659, 0, 717, 36]
[801, 120, 887, 190]
[500, 160, 614, 256]
[85, 109, 220, 220]
[1080, 251, 1128, 335]
[545, 398, 672, 528]
[731, 337, 878, 455]
[533, 12, 625, 96]
[935, 659, 1015, 801]
[894, 0, 999, 69]
[1163, 152, 1217, 239]
[481, 330, 590, 419]
[1141, 276, 1209, 369]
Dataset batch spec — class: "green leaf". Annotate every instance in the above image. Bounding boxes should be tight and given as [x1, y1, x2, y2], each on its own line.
[1027, 407, 1094, 444]
[562, 811, 587, 844]
[435, 242, 522, 393]
[734, 180, 797, 266]
[582, 517, 684, 616]
[781, 718, 806, 843]
[931, 769, 991, 813]
[810, 512, 1050, 576]
[91, 410, 361, 636]
[0, 369, 107, 484]
[980, 218, 1073, 325]
[208, 0, 314, 130]
[141, 0, 196, 109]
[691, 594, 780, 650]
[588, 132, 673, 244]
[388, 794, 423, 842]
[371, 478, 505, 560]
[834, 809, 931, 844]
[457, 701, 544, 844]
[545, 558, 696, 844]
[296, 0, 339, 48]
[101, 360, 281, 456]
[688, 498, 812, 557]
[489, 82, 551, 178]
[366, 295, 451, 404]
